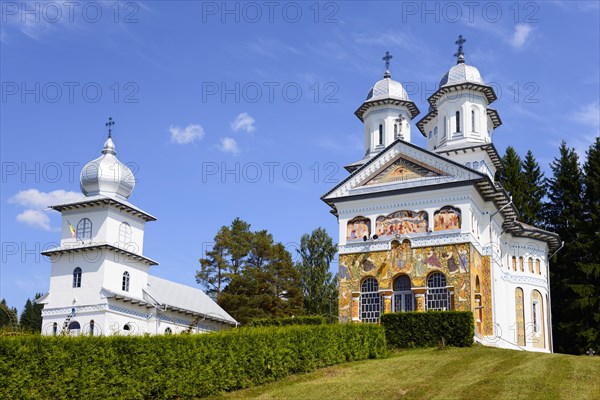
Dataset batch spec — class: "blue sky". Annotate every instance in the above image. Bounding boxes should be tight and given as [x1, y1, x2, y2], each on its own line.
[1, 1, 599, 312]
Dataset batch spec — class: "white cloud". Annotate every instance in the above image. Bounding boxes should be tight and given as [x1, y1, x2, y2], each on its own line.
[219, 137, 240, 155]
[230, 113, 256, 133]
[317, 136, 363, 154]
[169, 124, 205, 144]
[510, 24, 534, 49]
[16, 209, 51, 231]
[570, 102, 600, 128]
[9, 189, 81, 209]
[9, 189, 80, 231]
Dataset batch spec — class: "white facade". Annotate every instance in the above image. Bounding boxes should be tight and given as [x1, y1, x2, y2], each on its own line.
[38, 136, 237, 336]
[323, 49, 559, 353]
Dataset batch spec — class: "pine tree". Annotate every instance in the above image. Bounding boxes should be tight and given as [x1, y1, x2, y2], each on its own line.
[296, 228, 338, 319]
[0, 298, 18, 329]
[196, 218, 253, 299]
[568, 138, 600, 353]
[498, 146, 526, 214]
[520, 150, 546, 225]
[19, 294, 43, 333]
[544, 141, 585, 354]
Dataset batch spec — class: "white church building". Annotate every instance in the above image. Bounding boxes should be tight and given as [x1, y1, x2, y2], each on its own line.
[323, 38, 561, 352]
[37, 121, 237, 336]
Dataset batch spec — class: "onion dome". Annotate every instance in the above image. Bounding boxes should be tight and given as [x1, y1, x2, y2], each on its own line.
[365, 72, 410, 102]
[439, 62, 485, 87]
[80, 136, 135, 200]
[355, 52, 420, 122]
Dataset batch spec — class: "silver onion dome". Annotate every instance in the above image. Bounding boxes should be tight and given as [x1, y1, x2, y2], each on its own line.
[80, 137, 135, 200]
[439, 62, 485, 87]
[365, 71, 410, 102]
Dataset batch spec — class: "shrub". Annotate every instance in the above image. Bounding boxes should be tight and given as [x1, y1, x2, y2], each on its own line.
[381, 311, 474, 348]
[248, 316, 326, 327]
[0, 324, 385, 399]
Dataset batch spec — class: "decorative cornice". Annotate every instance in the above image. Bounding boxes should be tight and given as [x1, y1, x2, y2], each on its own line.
[339, 232, 476, 254]
[338, 195, 471, 216]
[41, 303, 108, 316]
[499, 271, 548, 287]
[41, 242, 158, 266]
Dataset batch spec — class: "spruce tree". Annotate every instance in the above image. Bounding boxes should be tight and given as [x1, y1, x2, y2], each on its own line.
[520, 150, 546, 225]
[498, 146, 526, 214]
[569, 138, 600, 353]
[19, 294, 43, 333]
[544, 141, 585, 354]
[296, 228, 338, 319]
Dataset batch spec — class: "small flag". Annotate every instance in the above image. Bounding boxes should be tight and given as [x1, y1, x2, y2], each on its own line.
[67, 220, 75, 238]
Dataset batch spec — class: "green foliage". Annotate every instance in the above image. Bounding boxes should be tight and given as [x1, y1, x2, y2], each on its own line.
[248, 316, 326, 327]
[381, 311, 474, 348]
[19, 294, 43, 333]
[295, 227, 338, 320]
[520, 150, 546, 225]
[197, 218, 303, 324]
[0, 299, 18, 329]
[498, 146, 526, 211]
[0, 324, 386, 399]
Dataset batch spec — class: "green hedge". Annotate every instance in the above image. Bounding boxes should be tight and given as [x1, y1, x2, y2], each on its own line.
[248, 316, 326, 327]
[381, 311, 474, 348]
[0, 324, 385, 399]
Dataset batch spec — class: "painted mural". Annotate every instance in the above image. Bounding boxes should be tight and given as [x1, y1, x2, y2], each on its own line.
[375, 210, 428, 238]
[470, 245, 493, 336]
[364, 159, 425, 186]
[338, 242, 473, 323]
[346, 216, 371, 241]
[434, 206, 461, 231]
[515, 287, 525, 346]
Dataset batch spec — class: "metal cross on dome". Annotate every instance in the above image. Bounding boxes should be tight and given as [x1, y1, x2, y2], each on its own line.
[382, 51, 393, 71]
[105, 117, 115, 138]
[454, 35, 466, 63]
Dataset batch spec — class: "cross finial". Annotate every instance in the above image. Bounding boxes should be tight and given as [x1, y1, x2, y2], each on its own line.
[382, 51, 393, 78]
[454, 35, 466, 64]
[105, 117, 115, 138]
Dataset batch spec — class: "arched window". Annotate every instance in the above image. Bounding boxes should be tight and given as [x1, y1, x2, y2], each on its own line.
[475, 276, 482, 334]
[73, 267, 82, 288]
[519, 257, 524, 272]
[395, 124, 398, 136]
[512, 256, 517, 271]
[76, 218, 92, 240]
[515, 288, 525, 346]
[473, 161, 479, 170]
[52, 322, 58, 336]
[165, 327, 172, 334]
[428, 131, 432, 139]
[535, 259, 541, 275]
[455, 111, 461, 132]
[68, 321, 81, 336]
[378, 124, 384, 145]
[426, 272, 449, 311]
[434, 127, 438, 136]
[89, 320, 95, 336]
[360, 277, 381, 323]
[119, 222, 132, 243]
[443, 116, 447, 136]
[531, 290, 546, 348]
[393, 275, 414, 312]
[122, 271, 130, 292]
[528, 258, 534, 273]
[471, 109, 476, 132]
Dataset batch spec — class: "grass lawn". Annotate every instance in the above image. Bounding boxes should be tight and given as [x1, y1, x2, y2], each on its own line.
[213, 346, 600, 400]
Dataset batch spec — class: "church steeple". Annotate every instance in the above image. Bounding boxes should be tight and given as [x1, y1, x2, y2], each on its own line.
[350, 51, 419, 168]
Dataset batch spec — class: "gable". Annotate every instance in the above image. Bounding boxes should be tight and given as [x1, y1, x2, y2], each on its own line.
[362, 155, 447, 186]
[322, 139, 486, 202]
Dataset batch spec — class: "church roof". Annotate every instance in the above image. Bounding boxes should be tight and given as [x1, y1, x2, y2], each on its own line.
[48, 194, 156, 222]
[145, 276, 237, 325]
[42, 242, 159, 266]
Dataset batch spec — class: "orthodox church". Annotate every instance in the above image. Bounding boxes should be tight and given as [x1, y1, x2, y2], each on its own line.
[37, 120, 237, 336]
[322, 37, 560, 352]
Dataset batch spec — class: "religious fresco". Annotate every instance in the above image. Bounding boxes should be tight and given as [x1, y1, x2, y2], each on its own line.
[363, 158, 441, 186]
[375, 210, 428, 238]
[346, 216, 371, 242]
[515, 287, 525, 346]
[338, 242, 473, 323]
[470, 246, 493, 336]
[434, 206, 461, 231]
